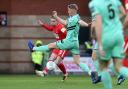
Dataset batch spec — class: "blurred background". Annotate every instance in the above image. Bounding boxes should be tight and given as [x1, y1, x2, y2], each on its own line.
[0, 0, 127, 74]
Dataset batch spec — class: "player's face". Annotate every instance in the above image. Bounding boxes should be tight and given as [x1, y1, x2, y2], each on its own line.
[68, 8, 74, 16]
[50, 18, 57, 25]
[68, 7, 77, 16]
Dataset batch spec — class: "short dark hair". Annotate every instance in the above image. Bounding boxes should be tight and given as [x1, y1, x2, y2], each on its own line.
[50, 16, 57, 20]
[68, 4, 78, 10]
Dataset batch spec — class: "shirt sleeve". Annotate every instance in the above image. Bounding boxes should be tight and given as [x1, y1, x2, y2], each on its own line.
[67, 15, 80, 27]
[115, 0, 122, 7]
[89, 1, 100, 18]
[42, 24, 53, 31]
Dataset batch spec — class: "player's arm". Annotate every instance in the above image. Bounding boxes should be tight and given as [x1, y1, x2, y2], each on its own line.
[95, 15, 102, 49]
[115, 0, 126, 19]
[95, 15, 105, 55]
[52, 11, 67, 25]
[89, 1, 104, 55]
[38, 20, 53, 31]
[78, 20, 89, 27]
[91, 21, 96, 40]
[119, 5, 126, 20]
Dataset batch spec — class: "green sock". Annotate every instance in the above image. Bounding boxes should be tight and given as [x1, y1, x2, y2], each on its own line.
[79, 63, 89, 73]
[119, 67, 128, 78]
[33, 45, 49, 52]
[101, 71, 112, 89]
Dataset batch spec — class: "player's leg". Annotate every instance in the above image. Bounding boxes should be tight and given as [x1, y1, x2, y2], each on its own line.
[91, 50, 102, 84]
[108, 61, 125, 85]
[87, 49, 97, 72]
[28, 40, 34, 52]
[73, 54, 90, 74]
[54, 50, 68, 81]
[99, 60, 112, 89]
[112, 35, 128, 79]
[73, 54, 99, 83]
[87, 55, 99, 83]
[33, 42, 58, 52]
[55, 56, 68, 81]
[98, 41, 114, 89]
[42, 49, 68, 80]
[53, 39, 97, 80]
[113, 58, 128, 78]
[42, 51, 57, 75]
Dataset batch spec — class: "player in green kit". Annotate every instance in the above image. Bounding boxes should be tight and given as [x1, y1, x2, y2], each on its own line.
[89, 0, 128, 89]
[28, 4, 98, 82]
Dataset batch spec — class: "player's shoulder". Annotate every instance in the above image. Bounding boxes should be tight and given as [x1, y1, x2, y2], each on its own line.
[89, 0, 100, 8]
[73, 14, 80, 21]
[68, 14, 80, 22]
[88, 0, 101, 15]
[57, 23, 64, 28]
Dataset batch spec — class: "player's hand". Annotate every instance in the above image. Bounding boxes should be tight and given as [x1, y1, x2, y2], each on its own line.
[99, 45, 105, 56]
[38, 20, 44, 25]
[87, 22, 92, 27]
[52, 11, 57, 18]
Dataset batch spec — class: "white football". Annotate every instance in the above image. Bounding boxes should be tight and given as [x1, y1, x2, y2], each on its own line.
[46, 61, 56, 70]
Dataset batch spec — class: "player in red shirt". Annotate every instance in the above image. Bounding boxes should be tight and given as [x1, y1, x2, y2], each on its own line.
[38, 17, 68, 81]
[122, 0, 128, 68]
[123, 36, 128, 67]
[124, 0, 128, 30]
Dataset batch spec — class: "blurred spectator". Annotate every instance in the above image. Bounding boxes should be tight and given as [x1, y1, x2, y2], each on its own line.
[0, 12, 7, 26]
[84, 41, 93, 56]
[31, 40, 49, 76]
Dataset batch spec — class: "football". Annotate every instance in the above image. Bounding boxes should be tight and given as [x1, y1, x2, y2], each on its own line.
[46, 61, 56, 70]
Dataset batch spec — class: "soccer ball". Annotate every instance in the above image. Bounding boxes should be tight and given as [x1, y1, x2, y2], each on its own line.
[46, 61, 56, 70]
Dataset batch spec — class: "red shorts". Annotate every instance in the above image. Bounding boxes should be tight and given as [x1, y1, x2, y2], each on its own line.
[52, 49, 69, 59]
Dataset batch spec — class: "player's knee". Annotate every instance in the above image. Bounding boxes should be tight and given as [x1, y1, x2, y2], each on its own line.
[48, 42, 57, 49]
[114, 59, 123, 72]
[99, 61, 109, 71]
[54, 56, 62, 65]
[74, 60, 80, 65]
[115, 65, 122, 72]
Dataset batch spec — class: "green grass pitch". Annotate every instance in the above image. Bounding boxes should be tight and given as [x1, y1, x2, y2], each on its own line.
[0, 75, 127, 89]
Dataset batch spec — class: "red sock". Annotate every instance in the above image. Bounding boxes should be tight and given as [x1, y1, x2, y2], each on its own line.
[57, 63, 67, 75]
[43, 60, 53, 74]
[43, 67, 48, 74]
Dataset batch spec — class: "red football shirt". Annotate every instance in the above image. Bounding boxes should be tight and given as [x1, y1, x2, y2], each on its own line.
[42, 23, 67, 41]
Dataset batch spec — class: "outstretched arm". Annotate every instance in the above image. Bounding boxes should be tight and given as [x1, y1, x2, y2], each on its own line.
[52, 11, 67, 25]
[119, 5, 126, 20]
[78, 20, 89, 27]
[38, 20, 53, 31]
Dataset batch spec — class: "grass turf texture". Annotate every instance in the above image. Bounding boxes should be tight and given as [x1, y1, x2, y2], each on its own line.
[0, 75, 127, 89]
